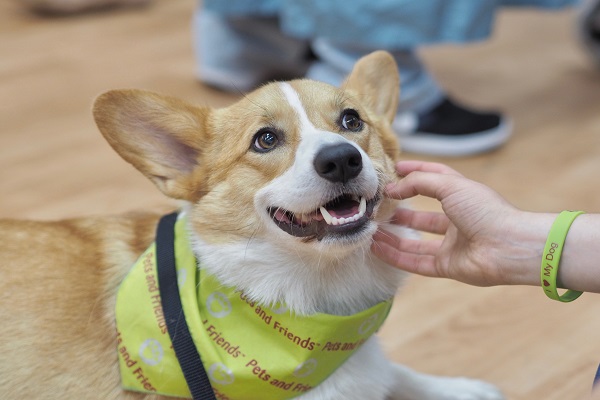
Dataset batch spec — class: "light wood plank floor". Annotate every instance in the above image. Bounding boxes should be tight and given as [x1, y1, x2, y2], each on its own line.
[1, 1, 599, 399]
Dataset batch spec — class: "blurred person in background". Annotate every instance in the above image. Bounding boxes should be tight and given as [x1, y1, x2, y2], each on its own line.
[20, 0, 600, 156]
[193, 0, 584, 157]
[580, 0, 600, 63]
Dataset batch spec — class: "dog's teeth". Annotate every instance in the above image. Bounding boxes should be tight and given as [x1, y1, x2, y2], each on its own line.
[319, 207, 333, 225]
[319, 197, 368, 226]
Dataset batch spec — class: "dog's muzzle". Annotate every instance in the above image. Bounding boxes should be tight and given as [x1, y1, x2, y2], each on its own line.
[267, 193, 379, 241]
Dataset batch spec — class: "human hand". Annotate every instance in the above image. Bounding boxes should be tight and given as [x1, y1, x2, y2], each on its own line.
[372, 161, 542, 287]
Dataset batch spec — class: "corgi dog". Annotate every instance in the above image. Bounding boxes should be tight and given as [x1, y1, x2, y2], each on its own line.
[0, 51, 504, 400]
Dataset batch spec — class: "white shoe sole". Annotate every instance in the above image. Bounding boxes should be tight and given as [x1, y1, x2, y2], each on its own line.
[395, 118, 513, 157]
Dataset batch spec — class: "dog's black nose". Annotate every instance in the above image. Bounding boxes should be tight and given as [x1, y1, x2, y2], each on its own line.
[313, 143, 363, 184]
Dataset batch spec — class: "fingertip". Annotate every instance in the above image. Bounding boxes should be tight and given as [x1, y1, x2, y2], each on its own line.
[370, 239, 401, 266]
[371, 240, 433, 276]
[372, 228, 400, 247]
[384, 182, 404, 200]
[384, 176, 421, 201]
[384, 182, 396, 194]
[388, 207, 412, 224]
[394, 160, 422, 176]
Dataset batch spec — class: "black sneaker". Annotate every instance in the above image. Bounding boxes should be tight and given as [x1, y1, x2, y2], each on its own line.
[392, 97, 512, 157]
[579, 0, 600, 64]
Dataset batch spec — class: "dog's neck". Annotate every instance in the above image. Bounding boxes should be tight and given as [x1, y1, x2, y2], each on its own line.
[189, 228, 405, 317]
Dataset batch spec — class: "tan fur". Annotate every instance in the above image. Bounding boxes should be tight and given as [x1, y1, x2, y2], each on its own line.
[0, 51, 401, 399]
[0, 214, 159, 399]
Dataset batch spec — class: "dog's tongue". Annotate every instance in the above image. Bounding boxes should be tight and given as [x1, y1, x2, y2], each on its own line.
[273, 209, 292, 224]
[325, 197, 360, 218]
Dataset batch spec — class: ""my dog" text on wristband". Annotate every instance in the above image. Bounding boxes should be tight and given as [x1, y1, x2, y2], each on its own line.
[541, 210, 585, 302]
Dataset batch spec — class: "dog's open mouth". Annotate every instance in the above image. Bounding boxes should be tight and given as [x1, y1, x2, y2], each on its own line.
[268, 194, 379, 240]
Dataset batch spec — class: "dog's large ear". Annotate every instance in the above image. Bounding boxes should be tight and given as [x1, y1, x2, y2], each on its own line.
[93, 89, 209, 201]
[343, 51, 399, 124]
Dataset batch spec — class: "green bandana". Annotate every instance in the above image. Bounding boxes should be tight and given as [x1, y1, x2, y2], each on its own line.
[115, 215, 393, 399]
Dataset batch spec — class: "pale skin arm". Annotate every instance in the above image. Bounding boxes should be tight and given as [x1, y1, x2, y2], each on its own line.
[371, 161, 600, 294]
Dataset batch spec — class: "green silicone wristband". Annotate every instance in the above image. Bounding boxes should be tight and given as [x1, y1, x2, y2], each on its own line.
[541, 211, 585, 302]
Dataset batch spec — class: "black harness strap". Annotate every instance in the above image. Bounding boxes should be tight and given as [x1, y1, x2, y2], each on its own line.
[156, 213, 217, 400]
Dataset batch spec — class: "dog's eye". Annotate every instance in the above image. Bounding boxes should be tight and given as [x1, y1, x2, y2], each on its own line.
[252, 129, 280, 152]
[340, 109, 363, 132]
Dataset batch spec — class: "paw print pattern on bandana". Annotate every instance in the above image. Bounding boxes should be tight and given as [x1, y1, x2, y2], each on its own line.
[138, 338, 164, 366]
[177, 268, 187, 287]
[293, 359, 318, 378]
[270, 303, 288, 315]
[357, 313, 379, 336]
[208, 363, 235, 385]
[206, 291, 232, 318]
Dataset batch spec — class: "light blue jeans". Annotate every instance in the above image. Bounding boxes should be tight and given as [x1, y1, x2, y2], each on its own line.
[195, 0, 579, 113]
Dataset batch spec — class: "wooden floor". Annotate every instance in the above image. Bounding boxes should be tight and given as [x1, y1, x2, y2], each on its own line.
[1, 1, 600, 399]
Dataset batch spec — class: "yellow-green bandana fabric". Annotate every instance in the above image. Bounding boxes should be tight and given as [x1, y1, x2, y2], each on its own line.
[115, 215, 393, 399]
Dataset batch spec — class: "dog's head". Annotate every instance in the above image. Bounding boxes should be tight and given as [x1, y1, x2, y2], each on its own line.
[94, 51, 400, 259]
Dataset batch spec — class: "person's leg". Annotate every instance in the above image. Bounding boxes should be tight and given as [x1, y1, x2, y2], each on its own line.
[193, 9, 312, 92]
[307, 39, 512, 157]
[308, 39, 444, 114]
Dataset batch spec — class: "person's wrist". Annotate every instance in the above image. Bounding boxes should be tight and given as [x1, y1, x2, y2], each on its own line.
[493, 211, 556, 287]
[556, 213, 599, 293]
